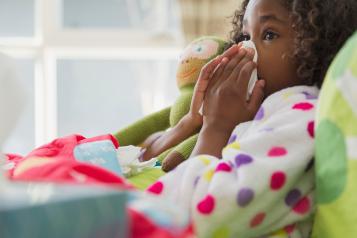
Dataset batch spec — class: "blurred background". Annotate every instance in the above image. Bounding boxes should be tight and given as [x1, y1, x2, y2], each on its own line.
[0, 0, 240, 155]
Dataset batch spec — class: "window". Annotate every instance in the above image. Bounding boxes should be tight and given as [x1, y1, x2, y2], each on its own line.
[0, 0, 183, 154]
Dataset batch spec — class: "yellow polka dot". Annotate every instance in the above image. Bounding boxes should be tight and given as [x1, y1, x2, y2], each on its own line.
[212, 226, 230, 238]
[199, 156, 211, 165]
[283, 92, 293, 100]
[270, 229, 287, 237]
[203, 169, 214, 182]
[226, 141, 240, 150]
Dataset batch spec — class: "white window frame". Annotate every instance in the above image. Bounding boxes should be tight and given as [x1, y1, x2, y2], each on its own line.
[0, 0, 183, 146]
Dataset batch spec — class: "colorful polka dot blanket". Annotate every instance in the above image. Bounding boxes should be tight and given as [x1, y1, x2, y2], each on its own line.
[147, 85, 319, 237]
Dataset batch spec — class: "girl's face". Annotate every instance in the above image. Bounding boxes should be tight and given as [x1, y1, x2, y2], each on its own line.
[242, 0, 301, 96]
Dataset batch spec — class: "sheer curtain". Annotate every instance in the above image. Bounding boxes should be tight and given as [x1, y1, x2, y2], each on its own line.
[178, 0, 242, 43]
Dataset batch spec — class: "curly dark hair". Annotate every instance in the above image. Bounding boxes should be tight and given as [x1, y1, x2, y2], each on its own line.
[228, 0, 357, 88]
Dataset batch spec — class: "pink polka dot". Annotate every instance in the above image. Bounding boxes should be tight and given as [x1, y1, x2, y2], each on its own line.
[268, 147, 287, 157]
[307, 121, 314, 138]
[292, 102, 314, 111]
[270, 171, 286, 190]
[197, 195, 215, 215]
[284, 224, 295, 234]
[292, 197, 310, 214]
[215, 162, 232, 173]
[250, 212, 266, 228]
[147, 181, 164, 195]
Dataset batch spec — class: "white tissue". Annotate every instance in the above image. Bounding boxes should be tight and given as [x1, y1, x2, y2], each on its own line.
[241, 40, 258, 100]
[116, 145, 157, 177]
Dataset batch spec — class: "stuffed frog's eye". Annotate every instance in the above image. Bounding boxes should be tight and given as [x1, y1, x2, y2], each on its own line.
[194, 44, 205, 54]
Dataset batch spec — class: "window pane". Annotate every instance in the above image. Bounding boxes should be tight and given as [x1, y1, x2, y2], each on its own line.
[62, 0, 180, 32]
[0, 0, 34, 37]
[2, 59, 35, 155]
[57, 59, 179, 138]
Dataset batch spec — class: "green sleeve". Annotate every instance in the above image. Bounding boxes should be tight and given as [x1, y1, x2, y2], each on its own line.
[157, 133, 198, 163]
[157, 147, 174, 164]
[113, 107, 171, 146]
[169, 133, 198, 160]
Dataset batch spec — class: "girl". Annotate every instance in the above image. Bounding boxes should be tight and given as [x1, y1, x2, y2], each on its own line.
[144, 0, 357, 237]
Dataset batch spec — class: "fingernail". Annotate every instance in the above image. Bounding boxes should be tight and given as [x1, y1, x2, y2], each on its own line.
[247, 48, 255, 55]
[260, 80, 266, 87]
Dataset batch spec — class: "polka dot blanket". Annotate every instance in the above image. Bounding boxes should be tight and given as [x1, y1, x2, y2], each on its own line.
[146, 85, 319, 238]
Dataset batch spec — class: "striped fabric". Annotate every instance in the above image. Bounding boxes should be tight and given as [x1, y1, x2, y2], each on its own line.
[178, 0, 242, 43]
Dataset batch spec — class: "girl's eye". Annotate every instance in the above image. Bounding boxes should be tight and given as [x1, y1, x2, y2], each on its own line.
[263, 31, 279, 41]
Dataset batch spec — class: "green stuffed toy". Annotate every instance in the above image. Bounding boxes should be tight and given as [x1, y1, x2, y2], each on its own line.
[114, 36, 227, 172]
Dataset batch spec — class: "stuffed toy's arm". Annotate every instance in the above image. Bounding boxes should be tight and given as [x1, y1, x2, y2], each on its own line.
[159, 133, 198, 172]
[114, 107, 171, 146]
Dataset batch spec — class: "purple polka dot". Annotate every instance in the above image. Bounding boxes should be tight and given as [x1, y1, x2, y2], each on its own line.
[235, 154, 253, 168]
[228, 134, 237, 144]
[259, 127, 274, 133]
[194, 176, 200, 187]
[237, 188, 255, 207]
[285, 189, 302, 207]
[254, 107, 265, 120]
[302, 92, 318, 100]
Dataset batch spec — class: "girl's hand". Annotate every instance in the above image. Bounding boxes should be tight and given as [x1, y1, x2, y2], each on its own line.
[202, 47, 266, 134]
[187, 43, 244, 129]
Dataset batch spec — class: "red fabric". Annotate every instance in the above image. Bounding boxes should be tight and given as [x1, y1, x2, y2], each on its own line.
[6, 134, 132, 189]
[129, 209, 194, 238]
[12, 158, 132, 189]
[25, 134, 119, 160]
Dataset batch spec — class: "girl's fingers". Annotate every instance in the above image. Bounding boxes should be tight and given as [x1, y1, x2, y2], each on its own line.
[237, 61, 257, 96]
[248, 79, 266, 111]
[228, 57, 253, 89]
[229, 49, 255, 81]
[190, 43, 243, 114]
[200, 43, 242, 89]
[219, 42, 242, 59]
[220, 48, 248, 80]
[228, 48, 254, 80]
[207, 57, 229, 91]
[207, 44, 245, 91]
[191, 57, 226, 113]
[199, 55, 224, 81]
[191, 77, 210, 113]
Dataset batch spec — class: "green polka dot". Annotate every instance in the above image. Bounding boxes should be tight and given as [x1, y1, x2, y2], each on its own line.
[329, 32, 357, 79]
[212, 226, 230, 238]
[316, 119, 347, 204]
[318, 77, 357, 136]
[313, 161, 357, 238]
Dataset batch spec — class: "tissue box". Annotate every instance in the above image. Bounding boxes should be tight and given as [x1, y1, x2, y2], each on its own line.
[0, 182, 128, 238]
